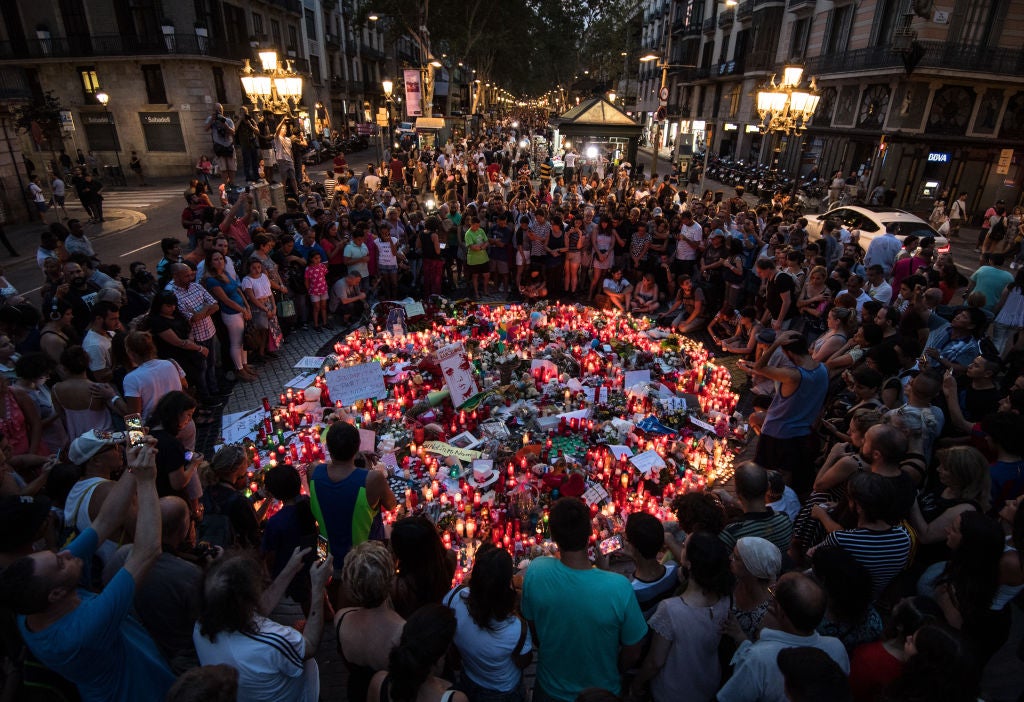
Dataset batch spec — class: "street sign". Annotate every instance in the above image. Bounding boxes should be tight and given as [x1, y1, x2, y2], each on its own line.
[656, 106, 667, 122]
[659, 87, 669, 101]
[996, 148, 1014, 175]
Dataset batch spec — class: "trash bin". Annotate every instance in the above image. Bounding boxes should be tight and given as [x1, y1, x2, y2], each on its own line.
[269, 182, 286, 212]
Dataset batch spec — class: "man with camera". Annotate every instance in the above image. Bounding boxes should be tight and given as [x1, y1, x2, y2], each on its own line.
[204, 103, 237, 187]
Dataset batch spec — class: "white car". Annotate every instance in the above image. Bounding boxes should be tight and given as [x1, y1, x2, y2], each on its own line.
[805, 206, 950, 254]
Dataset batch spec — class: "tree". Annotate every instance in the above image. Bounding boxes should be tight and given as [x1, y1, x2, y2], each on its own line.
[12, 91, 64, 150]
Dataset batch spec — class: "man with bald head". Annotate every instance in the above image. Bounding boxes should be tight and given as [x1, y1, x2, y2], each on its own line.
[167, 263, 221, 401]
[718, 462, 793, 554]
[718, 572, 849, 702]
[103, 496, 202, 673]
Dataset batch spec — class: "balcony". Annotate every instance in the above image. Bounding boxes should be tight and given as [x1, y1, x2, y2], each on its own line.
[805, 40, 1024, 77]
[753, 0, 786, 6]
[0, 33, 249, 61]
[703, 17, 717, 33]
[361, 42, 385, 61]
[745, 49, 774, 72]
[737, 1, 754, 19]
[363, 78, 383, 95]
[346, 80, 362, 95]
[718, 9, 735, 28]
[787, 0, 815, 9]
[345, 42, 357, 57]
[266, 0, 302, 14]
[325, 33, 341, 48]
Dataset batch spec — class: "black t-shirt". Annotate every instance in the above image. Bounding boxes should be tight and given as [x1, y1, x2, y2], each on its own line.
[766, 271, 797, 320]
[148, 314, 192, 364]
[152, 428, 188, 500]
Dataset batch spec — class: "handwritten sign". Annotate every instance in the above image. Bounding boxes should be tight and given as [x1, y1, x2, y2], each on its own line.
[623, 370, 651, 389]
[220, 408, 261, 445]
[690, 416, 716, 432]
[358, 428, 376, 453]
[608, 445, 634, 460]
[583, 386, 609, 404]
[284, 372, 317, 389]
[660, 396, 687, 411]
[423, 441, 482, 462]
[437, 343, 479, 409]
[582, 481, 611, 506]
[403, 301, 426, 317]
[326, 362, 387, 406]
[629, 450, 667, 476]
[294, 356, 326, 369]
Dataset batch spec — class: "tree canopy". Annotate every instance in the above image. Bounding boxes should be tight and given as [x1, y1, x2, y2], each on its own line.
[353, 0, 641, 101]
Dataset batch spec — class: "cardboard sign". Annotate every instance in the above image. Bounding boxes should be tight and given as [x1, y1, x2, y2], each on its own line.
[423, 440, 482, 461]
[294, 356, 326, 369]
[326, 362, 387, 406]
[437, 343, 479, 409]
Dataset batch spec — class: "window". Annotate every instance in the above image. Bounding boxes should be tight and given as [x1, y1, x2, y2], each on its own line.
[252, 13, 264, 39]
[288, 25, 299, 53]
[712, 83, 722, 118]
[790, 17, 810, 58]
[701, 41, 715, 68]
[212, 66, 227, 104]
[141, 64, 167, 104]
[310, 55, 321, 84]
[271, 19, 282, 47]
[822, 4, 854, 55]
[79, 66, 100, 103]
[951, 0, 1005, 45]
[305, 9, 316, 40]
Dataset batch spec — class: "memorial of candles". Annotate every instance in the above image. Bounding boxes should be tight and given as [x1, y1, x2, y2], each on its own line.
[229, 302, 745, 578]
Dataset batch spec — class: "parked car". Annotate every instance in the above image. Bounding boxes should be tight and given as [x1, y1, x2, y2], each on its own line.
[805, 206, 950, 254]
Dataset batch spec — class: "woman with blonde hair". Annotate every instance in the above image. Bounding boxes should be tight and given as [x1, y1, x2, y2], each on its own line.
[334, 541, 405, 702]
[909, 445, 990, 568]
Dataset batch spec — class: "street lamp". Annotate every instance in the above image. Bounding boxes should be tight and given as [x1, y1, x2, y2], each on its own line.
[755, 64, 820, 135]
[381, 79, 396, 156]
[638, 52, 695, 177]
[608, 91, 617, 103]
[93, 91, 124, 185]
[240, 49, 305, 114]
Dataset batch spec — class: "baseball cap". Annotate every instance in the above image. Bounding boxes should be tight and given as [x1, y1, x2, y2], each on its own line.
[0, 495, 52, 551]
[69, 430, 119, 465]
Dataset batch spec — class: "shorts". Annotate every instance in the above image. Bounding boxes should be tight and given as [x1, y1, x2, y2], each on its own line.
[378, 265, 398, 274]
[489, 258, 510, 275]
[467, 261, 490, 276]
[309, 293, 328, 303]
[261, 148, 277, 167]
[516, 250, 530, 267]
[35, 201, 50, 213]
[216, 154, 237, 173]
[53, 196, 65, 207]
[566, 251, 582, 264]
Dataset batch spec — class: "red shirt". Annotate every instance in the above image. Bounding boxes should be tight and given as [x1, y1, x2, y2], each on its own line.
[390, 158, 404, 183]
[849, 642, 903, 702]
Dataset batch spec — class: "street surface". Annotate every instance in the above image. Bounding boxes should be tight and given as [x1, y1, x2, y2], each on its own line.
[7, 144, 988, 301]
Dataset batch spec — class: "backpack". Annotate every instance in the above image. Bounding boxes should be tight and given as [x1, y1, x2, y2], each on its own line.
[989, 216, 1007, 241]
[197, 488, 241, 549]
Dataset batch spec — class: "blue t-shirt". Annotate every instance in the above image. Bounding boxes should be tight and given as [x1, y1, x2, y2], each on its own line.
[521, 557, 648, 701]
[294, 240, 327, 264]
[18, 529, 175, 702]
[204, 276, 246, 314]
[991, 459, 1024, 504]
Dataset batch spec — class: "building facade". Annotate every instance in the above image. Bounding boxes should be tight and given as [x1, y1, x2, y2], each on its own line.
[0, 0, 395, 222]
[637, 0, 1024, 215]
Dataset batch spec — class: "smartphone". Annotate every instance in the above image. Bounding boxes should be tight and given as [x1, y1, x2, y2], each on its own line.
[125, 413, 146, 447]
[439, 242, 447, 250]
[599, 535, 623, 555]
[184, 451, 195, 462]
[316, 535, 330, 562]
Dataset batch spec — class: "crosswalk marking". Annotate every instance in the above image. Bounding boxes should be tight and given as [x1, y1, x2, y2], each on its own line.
[61, 187, 184, 212]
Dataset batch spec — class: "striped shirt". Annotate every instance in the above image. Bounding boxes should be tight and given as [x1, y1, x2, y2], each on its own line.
[819, 526, 911, 597]
[719, 510, 794, 553]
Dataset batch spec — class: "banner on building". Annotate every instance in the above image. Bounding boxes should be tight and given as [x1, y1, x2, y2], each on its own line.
[404, 68, 422, 117]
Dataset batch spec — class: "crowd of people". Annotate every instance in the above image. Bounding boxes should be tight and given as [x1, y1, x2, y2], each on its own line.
[0, 110, 1020, 702]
